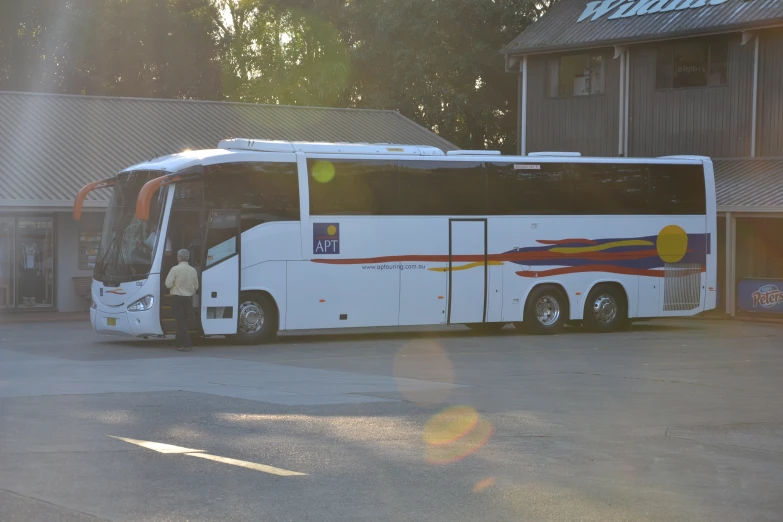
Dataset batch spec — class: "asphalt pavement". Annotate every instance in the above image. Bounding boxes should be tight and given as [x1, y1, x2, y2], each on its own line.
[0, 318, 781, 521]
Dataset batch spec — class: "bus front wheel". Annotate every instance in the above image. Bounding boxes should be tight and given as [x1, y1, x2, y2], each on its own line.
[522, 285, 568, 335]
[582, 284, 627, 333]
[230, 293, 278, 345]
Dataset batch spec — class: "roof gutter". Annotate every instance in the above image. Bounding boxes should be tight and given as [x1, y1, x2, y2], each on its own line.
[502, 19, 783, 58]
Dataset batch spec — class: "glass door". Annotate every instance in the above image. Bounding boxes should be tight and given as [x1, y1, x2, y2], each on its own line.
[16, 217, 54, 308]
[0, 218, 13, 308]
[200, 211, 240, 335]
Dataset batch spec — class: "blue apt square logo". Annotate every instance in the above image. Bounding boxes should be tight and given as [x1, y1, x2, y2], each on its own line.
[313, 223, 340, 254]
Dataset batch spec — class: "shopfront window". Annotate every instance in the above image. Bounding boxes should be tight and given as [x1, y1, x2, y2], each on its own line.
[15, 217, 54, 308]
[546, 54, 605, 97]
[0, 218, 13, 308]
[656, 39, 729, 89]
[78, 213, 104, 271]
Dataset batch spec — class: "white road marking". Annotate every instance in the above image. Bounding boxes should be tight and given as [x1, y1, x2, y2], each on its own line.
[108, 436, 203, 454]
[108, 435, 307, 476]
[186, 452, 307, 476]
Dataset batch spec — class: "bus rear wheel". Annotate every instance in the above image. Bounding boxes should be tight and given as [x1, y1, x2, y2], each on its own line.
[522, 285, 568, 335]
[583, 284, 627, 333]
[230, 293, 278, 345]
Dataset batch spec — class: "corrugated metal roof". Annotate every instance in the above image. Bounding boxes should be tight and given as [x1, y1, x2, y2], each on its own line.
[714, 157, 783, 211]
[505, 0, 783, 56]
[0, 91, 456, 208]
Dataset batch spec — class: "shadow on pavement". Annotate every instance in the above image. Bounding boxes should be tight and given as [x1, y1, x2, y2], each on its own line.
[97, 320, 699, 351]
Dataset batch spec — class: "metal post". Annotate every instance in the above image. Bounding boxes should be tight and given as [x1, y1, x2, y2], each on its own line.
[726, 213, 737, 317]
[624, 50, 630, 156]
[520, 56, 528, 156]
[751, 35, 759, 158]
[618, 50, 626, 156]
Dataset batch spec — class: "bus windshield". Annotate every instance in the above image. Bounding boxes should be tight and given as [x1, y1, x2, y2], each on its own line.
[94, 170, 165, 283]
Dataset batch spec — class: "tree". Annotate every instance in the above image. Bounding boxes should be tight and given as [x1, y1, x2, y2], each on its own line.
[215, 0, 350, 106]
[343, 0, 546, 152]
[0, 0, 222, 99]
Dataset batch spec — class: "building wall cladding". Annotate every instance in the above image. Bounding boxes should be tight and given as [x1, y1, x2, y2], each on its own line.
[759, 28, 783, 157]
[526, 52, 620, 157]
[628, 36, 755, 158]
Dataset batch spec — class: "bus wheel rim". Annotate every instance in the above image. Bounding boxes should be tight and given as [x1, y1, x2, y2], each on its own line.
[239, 301, 264, 334]
[593, 294, 617, 323]
[535, 296, 560, 326]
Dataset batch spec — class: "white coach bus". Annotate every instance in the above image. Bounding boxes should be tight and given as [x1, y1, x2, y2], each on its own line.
[73, 140, 717, 343]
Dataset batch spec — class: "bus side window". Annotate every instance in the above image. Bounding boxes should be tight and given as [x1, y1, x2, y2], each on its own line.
[204, 162, 300, 231]
[649, 164, 706, 215]
[307, 159, 401, 216]
[397, 161, 486, 216]
[570, 164, 649, 215]
[485, 163, 571, 215]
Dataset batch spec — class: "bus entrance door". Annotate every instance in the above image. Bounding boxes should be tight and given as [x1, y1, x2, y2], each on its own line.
[200, 211, 240, 335]
[448, 219, 487, 324]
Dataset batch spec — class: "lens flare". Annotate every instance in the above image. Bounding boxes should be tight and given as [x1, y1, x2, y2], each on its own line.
[312, 161, 335, 183]
[472, 477, 496, 493]
[423, 405, 493, 465]
[393, 341, 454, 405]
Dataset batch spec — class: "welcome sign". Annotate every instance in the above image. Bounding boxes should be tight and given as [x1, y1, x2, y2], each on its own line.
[578, 0, 731, 23]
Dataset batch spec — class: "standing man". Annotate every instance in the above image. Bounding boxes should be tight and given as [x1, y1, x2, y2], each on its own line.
[165, 249, 199, 352]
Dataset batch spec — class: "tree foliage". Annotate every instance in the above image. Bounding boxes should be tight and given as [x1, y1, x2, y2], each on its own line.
[0, 0, 556, 149]
[343, 0, 541, 151]
[215, 0, 350, 105]
[0, 0, 222, 99]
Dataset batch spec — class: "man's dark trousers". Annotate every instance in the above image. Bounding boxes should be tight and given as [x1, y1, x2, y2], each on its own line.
[171, 295, 193, 348]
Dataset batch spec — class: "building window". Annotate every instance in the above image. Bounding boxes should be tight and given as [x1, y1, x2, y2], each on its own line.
[78, 213, 104, 271]
[656, 40, 729, 89]
[15, 216, 54, 308]
[546, 54, 605, 97]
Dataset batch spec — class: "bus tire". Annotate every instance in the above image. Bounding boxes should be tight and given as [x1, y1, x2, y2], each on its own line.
[583, 284, 627, 333]
[230, 292, 278, 345]
[523, 285, 568, 335]
[465, 322, 506, 333]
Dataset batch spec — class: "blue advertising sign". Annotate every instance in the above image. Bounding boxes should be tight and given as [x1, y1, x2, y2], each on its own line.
[313, 223, 340, 254]
[737, 278, 783, 314]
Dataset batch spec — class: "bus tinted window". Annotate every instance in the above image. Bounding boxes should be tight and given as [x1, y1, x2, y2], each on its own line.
[485, 163, 571, 215]
[308, 160, 400, 215]
[649, 164, 706, 214]
[204, 162, 300, 228]
[172, 181, 203, 209]
[571, 164, 649, 214]
[398, 161, 486, 215]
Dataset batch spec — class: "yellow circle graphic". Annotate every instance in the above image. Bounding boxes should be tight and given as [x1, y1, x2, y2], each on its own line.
[656, 225, 688, 263]
[312, 161, 335, 183]
[326, 225, 337, 236]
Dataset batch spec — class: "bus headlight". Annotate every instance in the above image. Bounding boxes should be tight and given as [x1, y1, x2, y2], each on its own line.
[127, 295, 154, 312]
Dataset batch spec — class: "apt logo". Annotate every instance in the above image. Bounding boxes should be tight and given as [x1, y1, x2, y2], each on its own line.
[313, 223, 340, 254]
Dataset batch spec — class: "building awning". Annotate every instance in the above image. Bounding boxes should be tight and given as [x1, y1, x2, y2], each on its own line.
[0, 91, 457, 212]
[504, 0, 783, 57]
[715, 157, 783, 213]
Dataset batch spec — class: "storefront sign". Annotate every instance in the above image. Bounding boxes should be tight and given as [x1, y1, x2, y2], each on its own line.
[737, 279, 783, 314]
[578, 0, 731, 23]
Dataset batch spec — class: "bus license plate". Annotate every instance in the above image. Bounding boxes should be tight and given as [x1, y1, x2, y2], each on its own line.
[107, 317, 116, 326]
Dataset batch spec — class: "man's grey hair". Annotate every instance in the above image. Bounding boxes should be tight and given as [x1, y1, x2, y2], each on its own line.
[177, 249, 190, 261]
